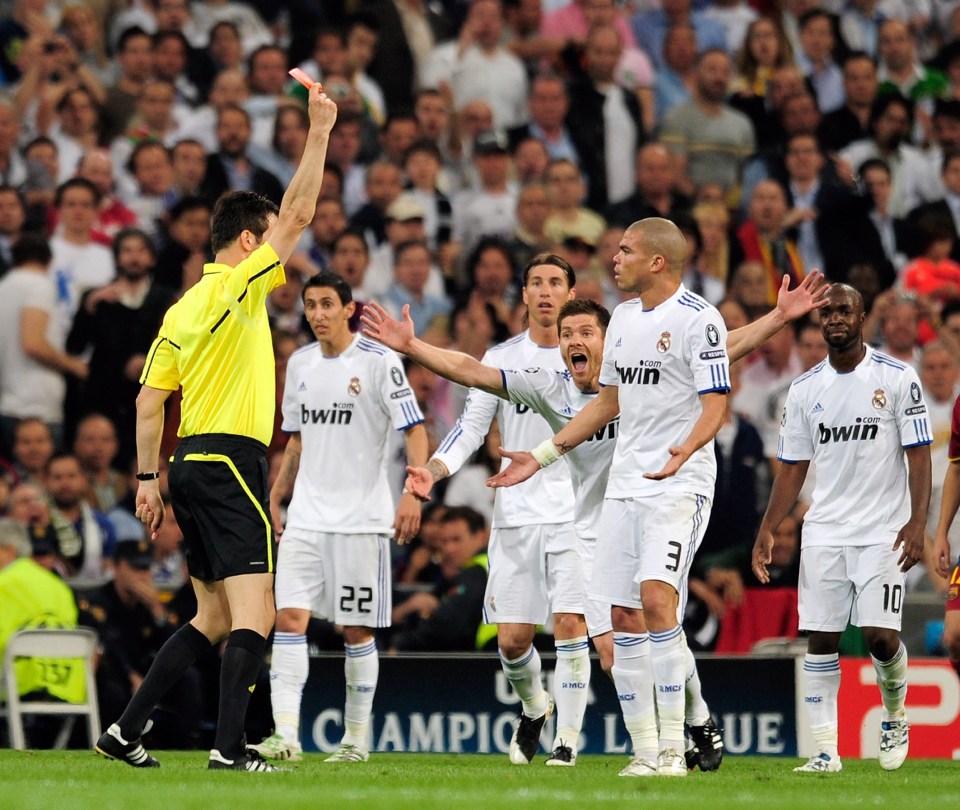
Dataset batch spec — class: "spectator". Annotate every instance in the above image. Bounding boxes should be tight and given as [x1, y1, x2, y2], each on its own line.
[169, 138, 207, 203]
[345, 13, 387, 128]
[326, 111, 366, 217]
[703, 0, 758, 57]
[101, 27, 155, 144]
[543, 158, 606, 247]
[381, 239, 452, 338]
[736, 179, 805, 305]
[631, 0, 726, 71]
[363, 0, 452, 117]
[350, 160, 404, 248]
[57, 150, 139, 248]
[727, 260, 775, 321]
[0, 234, 87, 454]
[109, 79, 185, 173]
[794, 8, 844, 114]
[692, 200, 741, 287]
[119, 141, 177, 241]
[329, 227, 373, 304]
[391, 506, 494, 652]
[605, 142, 691, 228]
[0, 518, 82, 726]
[423, 0, 528, 131]
[508, 73, 581, 166]
[72, 413, 127, 513]
[199, 103, 284, 206]
[244, 44, 290, 150]
[0, 184, 26, 277]
[507, 182, 552, 273]
[920, 100, 960, 204]
[658, 48, 755, 205]
[66, 228, 175, 467]
[45, 87, 102, 185]
[45, 451, 116, 584]
[731, 16, 795, 130]
[451, 130, 518, 252]
[177, 68, 249, 153]
[60, 3, 112, 86]
[306, 197, 348, 273]
[463, 236, 519, 328]
[817, 51, 879, 153]
[21, 136, 60, 232]
[153, 195, 211, 292]
[379, 113, 419, 167]
[5, 480, 59, 565]
[512, 136, 550, 186]
[403, 139, 453, 252]
[734, 312, 802, 435]
[151, 29, 200, 108]
[676, 212, 724, 305]
[654, 22, 698, 121]
[876, 18, 945, 121]
[565, 24, 644, 211]
[869, 290, 921, 366]
[0, 99, 26, 187]
[261, 103, 309, 188]
[190, 0, 272, 57]
[6, 418, 55, 488]
[78, 538, 202, 748]
[907, 148, 960, 265]
[860, 157, 908, 287]
[207, 20, 244, 75]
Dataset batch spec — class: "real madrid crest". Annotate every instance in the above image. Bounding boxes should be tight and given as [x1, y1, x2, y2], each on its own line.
[657, 331, 671, 353]
[348, 377, 362, 396]
[872, 388, 886, 409]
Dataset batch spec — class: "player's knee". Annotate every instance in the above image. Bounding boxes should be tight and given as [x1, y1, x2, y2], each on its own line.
[639, 584, 676, 627]
[611, 606, 644, 633]
[342, 626, 375, 646]
[553, 613, 586, 638]
[274, 608, 307, 634]
[497, 626, 535, 659]
[862, 627, 899, 660]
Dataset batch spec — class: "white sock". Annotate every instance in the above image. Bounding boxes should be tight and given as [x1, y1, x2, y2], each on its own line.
[343, 639, 378, 747]
[649, 625, 686, 753]
[553, 636, 590, 751]
[270, 632, 309, 743]
[872, 642, 908, 717]
[803, 653, 841, 756]
[500, 646, 548, 718]
[683, 643, 710, 726]
[612, 632, 657, 762]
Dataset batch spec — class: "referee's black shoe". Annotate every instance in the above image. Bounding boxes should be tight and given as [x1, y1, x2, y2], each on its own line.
[209, 749, 281, 772]
[95, 724, 160, 768]
[687, 717, 724, 771]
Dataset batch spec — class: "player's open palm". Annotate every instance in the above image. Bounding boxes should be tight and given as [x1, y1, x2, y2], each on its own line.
[752, 530, 774, 584]
[776, 269, 828, 322]
[486, 449, 540, 489]
[643, 445, 689, 480]
[360, 301, 415, 353]
[404, 466, 435, 501]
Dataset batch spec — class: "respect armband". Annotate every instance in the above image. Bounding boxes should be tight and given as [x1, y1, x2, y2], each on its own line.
[531, 439, 561, 468]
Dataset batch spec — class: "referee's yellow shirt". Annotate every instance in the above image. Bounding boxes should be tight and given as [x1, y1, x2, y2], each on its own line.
[140, 242, 285, 446]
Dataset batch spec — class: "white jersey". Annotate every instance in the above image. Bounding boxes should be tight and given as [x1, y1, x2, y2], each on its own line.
[501, 367, 616, 542]
[281, 335, 424, 534]
[778, 345, 932, 546]
[598, 286, 730, 499]
[433, 331, 575, 529]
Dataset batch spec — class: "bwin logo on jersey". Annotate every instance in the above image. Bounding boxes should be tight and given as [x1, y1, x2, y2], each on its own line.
[301, 403, 353, 425]
[616, 364, 660, 385]
[817, 418, 878, 444]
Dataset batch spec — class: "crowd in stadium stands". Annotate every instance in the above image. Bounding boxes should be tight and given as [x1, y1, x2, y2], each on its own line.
[4, 0, 960, 744]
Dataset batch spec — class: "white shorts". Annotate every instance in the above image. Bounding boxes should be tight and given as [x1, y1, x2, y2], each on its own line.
[275, 528, 392, 628]
[799, 544, 905, 632]
[579, 534, 613, 637]
[590, 494, 711, 614]
[483, 523, 584, 625]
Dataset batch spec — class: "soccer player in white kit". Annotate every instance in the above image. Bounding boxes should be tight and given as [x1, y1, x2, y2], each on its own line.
[362, 268, 827, 772]
[249, 272, 428, 763]
[753, 284, 931, 774]
[487, 219, 731, 777]
[398, 255, 589, 766]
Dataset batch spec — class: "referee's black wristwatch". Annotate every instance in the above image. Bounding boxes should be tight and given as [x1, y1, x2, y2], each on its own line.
[136, 471, 161, 481]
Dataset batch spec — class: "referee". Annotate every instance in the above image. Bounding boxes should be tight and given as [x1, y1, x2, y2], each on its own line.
[95, 82, 338, 773]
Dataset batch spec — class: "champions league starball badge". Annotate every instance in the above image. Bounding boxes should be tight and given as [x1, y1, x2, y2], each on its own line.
[705, 323, 720, 347]
[657, 331, 671, 353]
[348, 377, 362, 396]
[872, 388, 887, 409]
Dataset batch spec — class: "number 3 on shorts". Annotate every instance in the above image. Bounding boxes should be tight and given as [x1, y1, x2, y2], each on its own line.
[339, 585, 374, 613]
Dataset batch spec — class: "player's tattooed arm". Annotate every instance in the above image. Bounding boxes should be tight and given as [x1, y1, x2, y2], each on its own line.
[269, 433, 302, 536]
[555, 440, 574, 456]
[403, 457, 449, 501]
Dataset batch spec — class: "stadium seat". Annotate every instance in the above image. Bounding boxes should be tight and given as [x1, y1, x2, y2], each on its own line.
[713, 588, 800, 654]
[0, 628, 100, 750]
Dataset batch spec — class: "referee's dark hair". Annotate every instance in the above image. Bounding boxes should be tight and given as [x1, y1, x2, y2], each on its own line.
[522, 252, 575, 288]
[11, 232, 52, 268]
[210, 190, 279, 253]
[303, 270, 353, 306]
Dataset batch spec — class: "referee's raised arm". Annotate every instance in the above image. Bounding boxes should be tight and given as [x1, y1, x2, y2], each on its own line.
[267, 83, 339, 264]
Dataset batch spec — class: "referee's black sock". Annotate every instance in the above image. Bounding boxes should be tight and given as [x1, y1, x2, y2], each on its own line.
[214, 629, 267, 759]
[117, 623, 212, 742]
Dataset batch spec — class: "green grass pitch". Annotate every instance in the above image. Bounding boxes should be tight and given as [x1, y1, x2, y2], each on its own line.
[2, 751, 958, 810]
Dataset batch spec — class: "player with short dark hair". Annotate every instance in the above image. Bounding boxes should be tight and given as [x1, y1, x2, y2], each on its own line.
[754, 283, 931, 774]
[249, 270, 427, 764]
[95, 81, 339, 774]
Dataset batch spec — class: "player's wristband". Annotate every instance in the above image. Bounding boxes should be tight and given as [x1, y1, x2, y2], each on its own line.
[531, 439, 561, 468]
[136, 471, 161, 481]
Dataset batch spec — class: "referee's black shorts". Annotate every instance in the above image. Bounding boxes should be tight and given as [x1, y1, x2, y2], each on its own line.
[168, 433, 276, 581]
